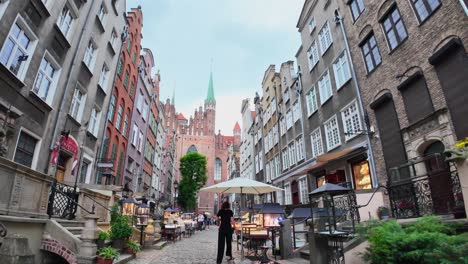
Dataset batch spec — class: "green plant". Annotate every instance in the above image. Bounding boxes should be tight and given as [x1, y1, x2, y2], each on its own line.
[126, 240, 141, 252]
[361, 216, 468, 264]
[110, 204, 120, 225]
[98, 231, 109, 240]
[97, 246, 119, 260]
[109, 215, 133, 240]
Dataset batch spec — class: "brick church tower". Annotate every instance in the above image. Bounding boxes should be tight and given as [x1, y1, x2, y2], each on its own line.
[163, 68, 239, 214]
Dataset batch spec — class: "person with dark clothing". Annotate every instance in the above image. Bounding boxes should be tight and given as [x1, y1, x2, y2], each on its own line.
[216, 201, 235, 264]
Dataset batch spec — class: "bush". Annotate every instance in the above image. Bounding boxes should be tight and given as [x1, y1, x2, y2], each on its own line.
[98, 231, 109, 240]
[126, 240, 141, 252]
[110, 214, 133, 240]
[360, 216, 468, 264]
[97, 246, 119, 260]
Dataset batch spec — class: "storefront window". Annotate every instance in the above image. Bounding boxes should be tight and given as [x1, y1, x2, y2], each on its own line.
[352, 160, 372, 190]
[316, 176, 326, 187]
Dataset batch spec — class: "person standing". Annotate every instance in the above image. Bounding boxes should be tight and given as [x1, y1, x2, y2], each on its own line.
[216, 201, 235, 264]
[197, 213, 204, 231]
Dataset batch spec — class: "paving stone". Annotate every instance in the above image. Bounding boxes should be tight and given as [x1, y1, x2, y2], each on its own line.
[128, 228, 253, 264]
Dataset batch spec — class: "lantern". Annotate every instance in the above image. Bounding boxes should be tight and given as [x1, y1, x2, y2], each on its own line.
[121, 197, 138, 217]
[136, 202, 150, 246]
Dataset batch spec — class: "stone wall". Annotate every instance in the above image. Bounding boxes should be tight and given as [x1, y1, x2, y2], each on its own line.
[0, 157, 53, 218]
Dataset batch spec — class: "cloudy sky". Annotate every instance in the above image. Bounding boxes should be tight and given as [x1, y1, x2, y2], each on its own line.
[126, 0, 303, 135]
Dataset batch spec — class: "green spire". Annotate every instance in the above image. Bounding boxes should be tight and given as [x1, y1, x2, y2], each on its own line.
[171, 89, 175, 105]
[205, 68, 215, 104]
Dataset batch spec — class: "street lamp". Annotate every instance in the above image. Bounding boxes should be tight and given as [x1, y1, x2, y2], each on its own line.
[173, 180, 179, 209]
[136, 201, 150, 246]
[121, 197, 138, 225]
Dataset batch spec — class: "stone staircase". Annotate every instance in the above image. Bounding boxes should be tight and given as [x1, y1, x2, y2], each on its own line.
[56, 219, 85, 240]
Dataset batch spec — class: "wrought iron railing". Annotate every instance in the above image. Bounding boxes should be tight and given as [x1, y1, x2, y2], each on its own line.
[47, 180, 94, 219]
[388, 154, 465, 219]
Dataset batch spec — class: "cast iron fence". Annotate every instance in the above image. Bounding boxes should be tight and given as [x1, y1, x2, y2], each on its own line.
[47, 180, 94, 219]
[388, 153, 465, 219]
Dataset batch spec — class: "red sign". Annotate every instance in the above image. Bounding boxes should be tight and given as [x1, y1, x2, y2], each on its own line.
[50, 136, 80, 172]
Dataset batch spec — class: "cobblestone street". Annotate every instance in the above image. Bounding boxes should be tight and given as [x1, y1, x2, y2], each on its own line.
[128, 228, 252, 264]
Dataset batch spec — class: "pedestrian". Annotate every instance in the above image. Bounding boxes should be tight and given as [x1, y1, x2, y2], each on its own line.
[204, 212, 209, 230]
[216, 201, 235, 264]
[197, 213, 204, 231]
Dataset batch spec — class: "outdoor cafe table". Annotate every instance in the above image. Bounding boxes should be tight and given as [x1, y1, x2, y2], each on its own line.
[164, 224, 181, 242]
[243, 229, 269, 259]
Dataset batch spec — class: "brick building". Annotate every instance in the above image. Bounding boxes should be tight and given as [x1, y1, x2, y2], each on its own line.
[340, 0, 468, 215]
[164, 70, 240, 214]
[98, 7, 143, 186]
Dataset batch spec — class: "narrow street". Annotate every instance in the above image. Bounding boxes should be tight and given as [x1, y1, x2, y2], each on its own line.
[128, 228, 252, 264]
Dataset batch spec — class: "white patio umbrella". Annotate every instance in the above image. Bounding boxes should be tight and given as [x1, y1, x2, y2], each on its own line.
[200, 177, 283, 259]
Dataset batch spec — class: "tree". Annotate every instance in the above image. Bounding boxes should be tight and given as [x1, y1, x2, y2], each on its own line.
[177, 152, 207, 211]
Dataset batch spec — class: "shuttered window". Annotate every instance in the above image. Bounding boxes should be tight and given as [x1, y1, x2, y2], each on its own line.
[398, 72, 434, 124]
[371, 94, 407, 170]
[429, 39, 468, 140]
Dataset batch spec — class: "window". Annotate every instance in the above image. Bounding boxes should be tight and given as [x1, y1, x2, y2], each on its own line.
[110, 30, 117, 48]
[360, 33, 381, 73]
[284, 184, 292, 205]
[266, 163, 271, 183]
[277, 189, 283, 205]
[87, 107, 101, 136]
[341, 101, 362, 141]
[0, 19, 37, 80]
[306, 86, 318, 116]
[123, 70, 129, 88]
[69, 87, 86, 122]
[142, 101, 149, 121]
[127, 39, 132, 53]
[311, 128, 324, 158]
[131, 123, 138, 146]
[280, 118, 286, 135]
[296, 137, 305, 161]
[32, 52, 60, 104]
[282, 148, 289, 171]
[129, 82, 135, 99]
[318, 70, 332, 104]
[308, 17, 316, 33]
[79, 160, 90, 184]
[399, 74, 434, 124]
[138, 131, 144, 152]
[283, 89, 290, 103]
[107, 94, 116, 122]
[122, 114, 129, 137]
[215, 158, 222, 180]
[98, 64, 109, 90]
[115, 105, 123, 130]
[116, 58, 123, 76]
[333, 52, 351, 89]
[352, 160, 372, 190]
[97, 4, 107, 26]
[14, 131, 38, 168]
[318, 21, 333, 55]
[307, 41, 319, 71]
[83, 40, 97, 70]
[292, 102, 301, 122]
[275, 155, 281, 176]
[286, 110, 293, 129]
[57, 5, 74, 38]
[136, 90, 143, 112]
[350, 0, 365, 21]
[411, 0, 441, 23]
[324, 115, 341, 150]
[289, 143, 296, 166]
[131, 52, 136, 64]
[381, 6, 408, 50]
[299, 178, 309, 204]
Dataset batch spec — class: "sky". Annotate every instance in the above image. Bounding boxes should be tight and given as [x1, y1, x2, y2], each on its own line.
[126, 0, 304, 135]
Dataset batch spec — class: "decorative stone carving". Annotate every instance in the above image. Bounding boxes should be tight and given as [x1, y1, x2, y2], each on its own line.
[0, 127, 7, 157]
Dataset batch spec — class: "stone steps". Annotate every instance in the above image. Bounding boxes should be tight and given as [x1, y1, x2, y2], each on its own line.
[55, 219, 85, 228]
[154, 240, 168, 250]
[114, 253, 135, 264]
[66, 226, 84, 235]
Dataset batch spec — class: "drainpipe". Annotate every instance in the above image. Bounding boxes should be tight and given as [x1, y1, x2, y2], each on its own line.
[334, 10, 378, 188]
[296, 68, 308, 164]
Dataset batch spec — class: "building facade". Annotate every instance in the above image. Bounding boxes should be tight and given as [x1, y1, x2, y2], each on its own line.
[98, 7, 143, 186]
[0, 0, 125, 186]
[240, 99, 255, 180]
[340, 0, 468, 217]
[164, 70, 240, 214]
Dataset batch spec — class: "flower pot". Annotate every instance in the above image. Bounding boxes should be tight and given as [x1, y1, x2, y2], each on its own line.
[97, 239, 106, 249]
[97, 256, 114, 264]
[112, 239, 126, 250]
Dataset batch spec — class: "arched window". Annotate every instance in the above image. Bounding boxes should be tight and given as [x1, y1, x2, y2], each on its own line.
[215, 158, 222, 180]
[187, 145, 197, 153]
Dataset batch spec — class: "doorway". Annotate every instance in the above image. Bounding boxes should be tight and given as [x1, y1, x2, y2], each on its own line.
[423, 141, 454, 214]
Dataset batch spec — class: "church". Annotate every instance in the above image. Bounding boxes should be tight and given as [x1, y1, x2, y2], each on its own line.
[163, 70, 241, 214]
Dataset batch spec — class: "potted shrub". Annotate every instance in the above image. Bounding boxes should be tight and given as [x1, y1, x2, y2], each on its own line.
[125, 240, 141, 255]
[97, 231, 109, 249]
[110, 215, 133, 249]
[97, 246, 119, 264]
[377, 206, 390, 220]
